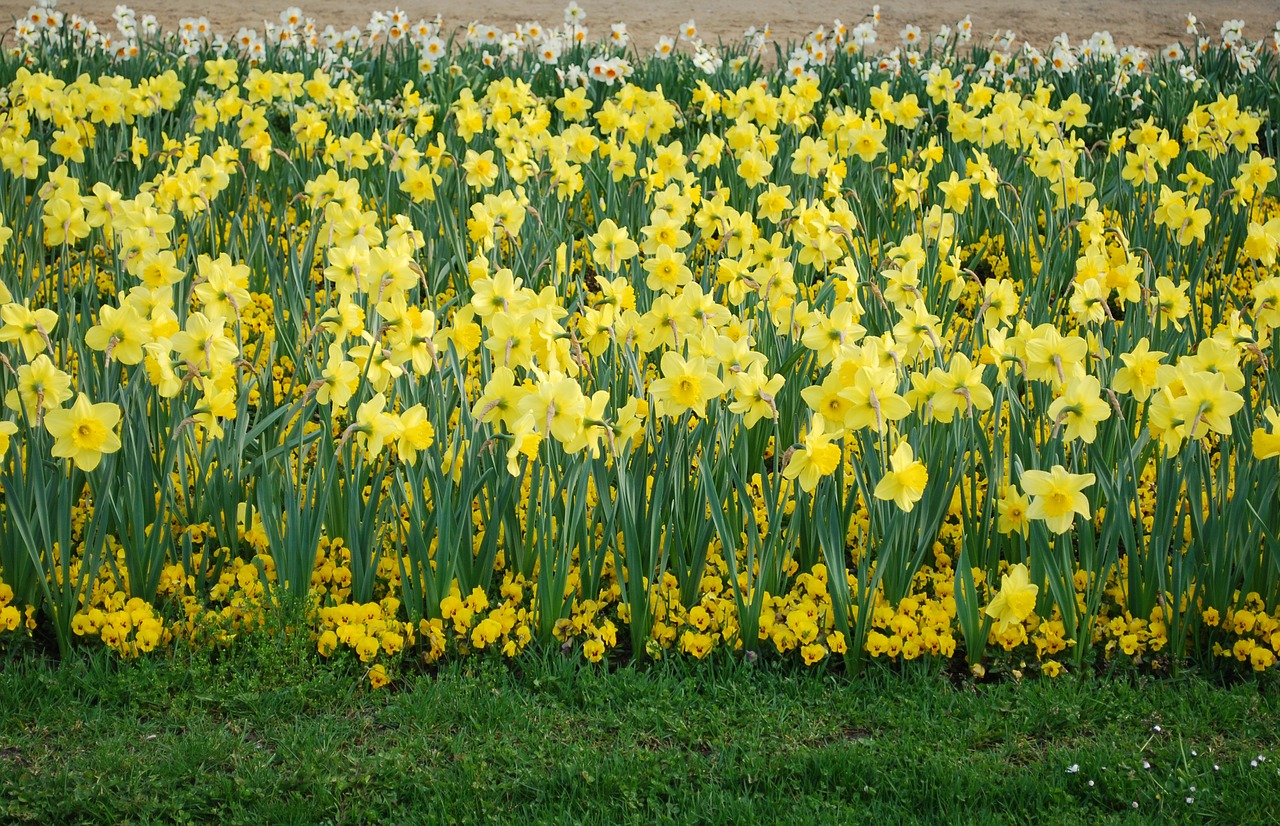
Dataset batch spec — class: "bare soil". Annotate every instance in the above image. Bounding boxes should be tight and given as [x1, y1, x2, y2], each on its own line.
[3, 1, 1277, 53]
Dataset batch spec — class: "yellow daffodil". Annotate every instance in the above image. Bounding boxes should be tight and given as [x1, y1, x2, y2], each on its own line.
[985, 563, 1038, 634]
[874, 440, 929, 512]
[996, 484, 1032, 538]
[650, 352, 723, 419]
[783, 416, 842, 493]
[44, 393, 122, 472]
[1253, 407, 1280, 460]
[1020, 465, 1096, 534]
[0, 302, 59, 360]
[589, 219, 639, 273]
[1112, 339, 1167, 402]
[0, 421, 17, 460]
[1047, 375, 1112, 444]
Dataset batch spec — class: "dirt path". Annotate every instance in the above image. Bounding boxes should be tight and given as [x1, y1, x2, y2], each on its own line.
[3, 1, 1277, 53]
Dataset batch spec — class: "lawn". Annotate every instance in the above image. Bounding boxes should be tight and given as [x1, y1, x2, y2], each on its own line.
[2, 637, 1277, 824]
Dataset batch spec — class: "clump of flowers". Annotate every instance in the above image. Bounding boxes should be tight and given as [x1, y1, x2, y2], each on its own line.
[0, 2, 1278, 690]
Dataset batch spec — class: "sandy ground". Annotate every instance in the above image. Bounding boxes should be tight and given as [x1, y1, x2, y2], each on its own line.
[2, 1, 1277, 52]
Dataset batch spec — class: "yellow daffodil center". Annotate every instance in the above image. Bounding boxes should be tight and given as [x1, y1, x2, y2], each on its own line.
[72, 419, 107, 449]
[671, 376, 701, 408]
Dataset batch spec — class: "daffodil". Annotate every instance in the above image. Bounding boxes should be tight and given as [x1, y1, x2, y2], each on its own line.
[1153, 276, 1191, 332]
[1253, 407, 1280, 460]
[0, 302, 59, 360]
[996, 484, 1031, 538]
[349, 394, 397, 458]
[782, 416, 842, 493]
[1172, 368, 1244, 439]
[937, 353, 994, 421]
[394, 404, 436, 465]
[1047, 375, 1112, 443]
[504, 413, 541, 476]
[728, 366, 784, 428]
[518, 371, 586, 444]
[192, 378, 236, 440]
[840, 364, 910, 434]
[85, 302, 147, 365]
[985, 563, 1038, 634]
[589, 219, 639, 273]
[6, 354, 73, 422]
[472, 367, 524, 429]
[1112, 339, 1166, 402]
[642, 244, 692, 293]
[0, 421, 17, 460]
[1020, 465, 1096, 534]
[462, 148, 499, 189]
[874, 440, 929, 512]
[650, 352, 723, 419]
[44, 393, 122, 472]
[1023, 324, 1087, 387]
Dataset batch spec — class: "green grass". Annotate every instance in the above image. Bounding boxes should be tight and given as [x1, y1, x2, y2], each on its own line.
[1, 631, 1278, 824]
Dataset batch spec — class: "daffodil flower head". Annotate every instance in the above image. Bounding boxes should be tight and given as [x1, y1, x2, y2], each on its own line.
[782, 415, 843, 493]
[1020, 465, 1096, 534]
[985, 563, 1039, 634]
[650, 351, 724, 419]
[44, 393, 123, 472]
[874, 439, 929, 512]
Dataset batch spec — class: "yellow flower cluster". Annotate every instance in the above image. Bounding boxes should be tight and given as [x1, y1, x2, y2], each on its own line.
[2, 7, 1280, 688]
